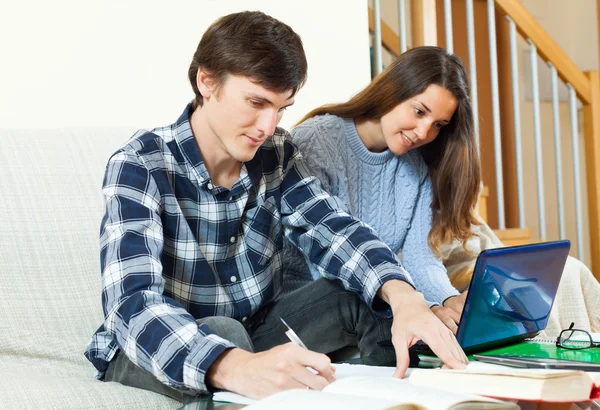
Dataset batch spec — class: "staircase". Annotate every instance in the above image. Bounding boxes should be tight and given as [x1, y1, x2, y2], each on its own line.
[478, 187, 531, 247]
[368, 0, 600, 280]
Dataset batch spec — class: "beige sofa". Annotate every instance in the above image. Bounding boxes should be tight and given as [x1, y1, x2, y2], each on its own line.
[0, 129, 179, 409]
[1, 128, 598, 409]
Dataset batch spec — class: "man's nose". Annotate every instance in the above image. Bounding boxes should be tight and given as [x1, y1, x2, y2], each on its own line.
[256, 110, 279, 137]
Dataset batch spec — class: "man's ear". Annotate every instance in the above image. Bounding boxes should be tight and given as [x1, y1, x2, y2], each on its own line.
[196, 68, 215, 100]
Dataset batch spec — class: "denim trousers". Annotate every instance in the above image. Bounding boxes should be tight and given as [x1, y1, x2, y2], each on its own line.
[104, 278, 395, 402]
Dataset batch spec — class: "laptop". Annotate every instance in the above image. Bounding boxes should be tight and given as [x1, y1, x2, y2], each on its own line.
[379, 240, 571, 356]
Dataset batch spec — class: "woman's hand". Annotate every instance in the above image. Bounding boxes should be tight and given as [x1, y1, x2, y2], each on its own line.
[432, 291, 468, 334]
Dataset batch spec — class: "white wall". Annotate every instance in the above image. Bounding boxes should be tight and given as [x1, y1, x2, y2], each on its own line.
[521, 0, 598, 72]
[0, 0, 371, 130]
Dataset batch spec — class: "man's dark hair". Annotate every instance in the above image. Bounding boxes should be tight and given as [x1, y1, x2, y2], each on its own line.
[188, 11, 308, 109]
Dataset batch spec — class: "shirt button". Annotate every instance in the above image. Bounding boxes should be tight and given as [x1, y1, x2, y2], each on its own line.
[242, 316, 247, 323]
[230, 276, 237, 283]
[207, 183, 214, 190]
[229, 236, 236, 244]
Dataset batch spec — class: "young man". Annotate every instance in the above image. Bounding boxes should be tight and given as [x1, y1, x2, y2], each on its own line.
[85, 11, 467, 402]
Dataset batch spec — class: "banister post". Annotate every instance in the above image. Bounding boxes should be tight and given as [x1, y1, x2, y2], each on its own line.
[583, 70, 600, 279]
[411, 0, 437, 47]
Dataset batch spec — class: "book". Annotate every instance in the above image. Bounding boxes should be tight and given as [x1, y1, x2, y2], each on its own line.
[409, 362, 600, 402]
[216, 364, 518, 410]
[418, 334, 600, 370]
[483, 335, 600, 363]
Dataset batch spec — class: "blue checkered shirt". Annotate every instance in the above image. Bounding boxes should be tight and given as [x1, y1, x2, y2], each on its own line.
[84, 103, 413, 394]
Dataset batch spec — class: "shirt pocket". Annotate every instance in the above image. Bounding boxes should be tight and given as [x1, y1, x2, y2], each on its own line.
[242, 197, 282, 267]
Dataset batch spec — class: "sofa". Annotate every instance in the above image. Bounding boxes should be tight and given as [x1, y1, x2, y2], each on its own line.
[0, 128, 180, 409]
[1, 128, 598, 409]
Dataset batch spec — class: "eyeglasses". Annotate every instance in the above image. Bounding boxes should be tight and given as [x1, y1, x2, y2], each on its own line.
[556, 322, 600, 350]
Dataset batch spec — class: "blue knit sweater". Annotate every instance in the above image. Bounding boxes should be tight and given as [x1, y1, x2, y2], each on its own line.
[283, 114, 459, 306]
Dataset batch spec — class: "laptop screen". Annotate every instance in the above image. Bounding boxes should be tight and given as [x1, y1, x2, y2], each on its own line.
[455, 240, 571, 353]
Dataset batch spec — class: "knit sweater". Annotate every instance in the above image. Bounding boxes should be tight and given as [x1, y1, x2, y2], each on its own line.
[283, 114, 459, 306]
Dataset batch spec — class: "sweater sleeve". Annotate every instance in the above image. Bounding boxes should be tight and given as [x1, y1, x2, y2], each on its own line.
[282, 131, 415, 317]
[290, 123, 336, 194]
[284, 121, 343, 283]
[401, 174, 459, 306]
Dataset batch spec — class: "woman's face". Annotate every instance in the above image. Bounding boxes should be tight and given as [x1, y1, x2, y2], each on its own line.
[380, 84, 458, 156]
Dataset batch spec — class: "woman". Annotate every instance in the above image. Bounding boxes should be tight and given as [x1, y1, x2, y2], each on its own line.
[284, 46, 481, 332]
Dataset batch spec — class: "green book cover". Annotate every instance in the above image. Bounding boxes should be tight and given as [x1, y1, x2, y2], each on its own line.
[417, 338, 600, 367]
[475, 339, 600, 363]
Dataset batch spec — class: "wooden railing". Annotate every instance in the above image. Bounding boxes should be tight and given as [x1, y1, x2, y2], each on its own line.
[492, 0, 600, 278]
[493, 0, 591, 104]
[368, 0, 600, 279]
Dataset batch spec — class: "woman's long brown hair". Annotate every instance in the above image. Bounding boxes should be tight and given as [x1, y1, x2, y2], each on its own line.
[297, 46, 482, 255]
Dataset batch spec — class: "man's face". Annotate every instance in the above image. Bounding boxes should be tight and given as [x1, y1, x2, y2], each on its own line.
[198, 73, 295, 163]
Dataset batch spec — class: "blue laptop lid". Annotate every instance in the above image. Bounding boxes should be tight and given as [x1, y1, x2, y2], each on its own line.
[456, 240, 571, 353]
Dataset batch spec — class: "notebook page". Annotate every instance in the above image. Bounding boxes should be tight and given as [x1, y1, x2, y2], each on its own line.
[331, 363, 398, 379]
[213, 363, 397, 405]
[324, 376, 503, 409]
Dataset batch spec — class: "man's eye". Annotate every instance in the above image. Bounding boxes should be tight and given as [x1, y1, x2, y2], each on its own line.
[250, 100, 262, 107]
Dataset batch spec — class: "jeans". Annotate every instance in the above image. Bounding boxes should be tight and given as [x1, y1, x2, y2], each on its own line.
[247, 278, 395, 365]
[104, 278, 395, 402]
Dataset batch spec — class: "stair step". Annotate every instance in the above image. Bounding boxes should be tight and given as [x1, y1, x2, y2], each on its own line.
[493, 228, 533, 247]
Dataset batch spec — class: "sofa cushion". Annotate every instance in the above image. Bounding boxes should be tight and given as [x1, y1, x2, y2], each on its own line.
[0, 355, 179, 409]
[0, 128, 177, 408]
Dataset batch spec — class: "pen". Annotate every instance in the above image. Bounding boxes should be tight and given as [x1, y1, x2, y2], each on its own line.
[280, 317, 321, 377]
[279, 317, 337, 381]
[280, 317, 308, 349]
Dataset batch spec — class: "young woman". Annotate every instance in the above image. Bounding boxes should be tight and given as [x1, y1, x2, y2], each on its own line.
[283, 46, 481, 332]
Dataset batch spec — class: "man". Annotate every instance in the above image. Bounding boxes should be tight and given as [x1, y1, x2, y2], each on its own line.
[85, 10, 467, 402]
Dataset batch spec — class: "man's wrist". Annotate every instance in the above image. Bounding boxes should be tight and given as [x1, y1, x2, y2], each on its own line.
[378, 279, 424, 311]
[206, 347, 251, 390]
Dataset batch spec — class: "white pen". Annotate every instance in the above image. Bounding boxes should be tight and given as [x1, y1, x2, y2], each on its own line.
[280, 317, 308, 349]
[279, 317, 337, 383]
[280, 317, 321, 377]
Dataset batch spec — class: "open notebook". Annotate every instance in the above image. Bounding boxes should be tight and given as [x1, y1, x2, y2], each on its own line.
[215, 364, 517, 410]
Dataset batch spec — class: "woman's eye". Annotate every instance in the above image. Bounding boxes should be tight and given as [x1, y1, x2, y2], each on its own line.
[435, 123, 443, 129]
[414, 107, 424, 116]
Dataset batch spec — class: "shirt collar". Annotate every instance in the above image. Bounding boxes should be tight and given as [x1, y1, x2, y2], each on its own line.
[173, 102, 264, 193]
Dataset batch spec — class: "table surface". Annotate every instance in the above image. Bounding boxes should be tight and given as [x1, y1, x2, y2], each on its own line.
[178, 395, 244, 410]
[176, 393, 594, 410]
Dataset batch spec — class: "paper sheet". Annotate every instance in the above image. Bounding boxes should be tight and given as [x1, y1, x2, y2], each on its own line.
[212, 363, 397, 405]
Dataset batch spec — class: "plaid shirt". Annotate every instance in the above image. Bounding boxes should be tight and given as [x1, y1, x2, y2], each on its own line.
[84, 103, 413, 394]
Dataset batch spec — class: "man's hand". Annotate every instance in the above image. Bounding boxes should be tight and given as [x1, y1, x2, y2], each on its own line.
[432, 291, 468, 334]
[378, 280, 468, 378]
[207, 343, 336, 399]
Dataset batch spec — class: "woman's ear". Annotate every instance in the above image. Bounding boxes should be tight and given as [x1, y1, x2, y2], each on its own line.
[196, 68, 215, 100]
